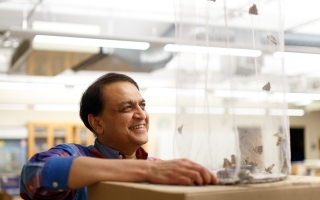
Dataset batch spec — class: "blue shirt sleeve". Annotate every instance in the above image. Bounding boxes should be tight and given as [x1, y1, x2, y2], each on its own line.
[20, 144, 80, 199]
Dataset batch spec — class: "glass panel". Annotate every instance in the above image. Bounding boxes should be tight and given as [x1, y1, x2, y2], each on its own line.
[54, 137, 65, 146]
[34, 127, 48, 137]
[34, 138, 47, 153]
[53, 128, 66, 137]
[0, 139, 27, 174]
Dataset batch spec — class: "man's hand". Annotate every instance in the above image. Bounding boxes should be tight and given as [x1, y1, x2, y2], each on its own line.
[146, 159, 219, 186]
[68, 157, 218, 189]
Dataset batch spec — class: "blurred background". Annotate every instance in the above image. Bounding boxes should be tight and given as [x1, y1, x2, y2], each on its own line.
[0, 0, 320, 198]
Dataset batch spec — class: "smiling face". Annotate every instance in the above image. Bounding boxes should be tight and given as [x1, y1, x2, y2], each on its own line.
[95, 81, 149, 154]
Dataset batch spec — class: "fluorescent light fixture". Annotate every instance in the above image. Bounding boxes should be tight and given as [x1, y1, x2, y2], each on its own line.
[34, 35, 150, 50]
[0, 127, 28, 139]
[32, 21, 101, 35]
[229, 108, 266, 115]
[164, 44, 262, 57]
[185, 107, 225, 115]
[73, 84, 89, 93]
[214, 90, 320, 102]
[0, 104, 28, 110]
[146, 106, 225, 114]
[273, 92, 320, 102]
[147, 106, 176, 114]
[33, 104, 79, 112]
[0, 82, 65, 91]
[214, 90, 268, 99]
[146, 88, 205, 96]
[291, 100, 313, 106]
[274, 51, 320, 60]
[270, 109, 304, 116]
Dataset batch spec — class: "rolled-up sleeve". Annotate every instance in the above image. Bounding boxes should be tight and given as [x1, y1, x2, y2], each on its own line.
[42, 156, 76, 189]
[20, 144, 79, 199]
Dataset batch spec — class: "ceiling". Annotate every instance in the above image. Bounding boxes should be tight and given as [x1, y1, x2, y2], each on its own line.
[0, 0, 320, 113]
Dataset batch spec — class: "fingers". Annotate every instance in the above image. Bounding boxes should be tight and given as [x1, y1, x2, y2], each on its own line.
[182, 159, 217, 185]
[147, 159, 219, 186]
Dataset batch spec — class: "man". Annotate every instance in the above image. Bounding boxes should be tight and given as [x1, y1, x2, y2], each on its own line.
[20, 73, 218, 200]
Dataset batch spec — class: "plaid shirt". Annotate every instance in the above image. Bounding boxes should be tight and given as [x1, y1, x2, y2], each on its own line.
[20, 140, 159, 200]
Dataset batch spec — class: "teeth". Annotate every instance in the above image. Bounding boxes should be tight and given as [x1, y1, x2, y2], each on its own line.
[130, 125, 144, 130]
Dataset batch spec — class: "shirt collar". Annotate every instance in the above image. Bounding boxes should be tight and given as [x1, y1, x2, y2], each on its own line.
[94, 139, 148, 159]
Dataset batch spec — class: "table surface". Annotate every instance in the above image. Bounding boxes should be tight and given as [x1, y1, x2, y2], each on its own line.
[88, 175, 320, 200]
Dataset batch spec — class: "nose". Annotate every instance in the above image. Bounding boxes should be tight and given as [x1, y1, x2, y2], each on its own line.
[133, 106, 147, 119]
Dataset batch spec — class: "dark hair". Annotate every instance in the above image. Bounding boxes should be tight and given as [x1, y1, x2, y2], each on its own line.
[79, 73, 139, 135]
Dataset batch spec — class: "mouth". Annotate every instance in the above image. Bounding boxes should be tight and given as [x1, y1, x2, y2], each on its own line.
[129, 124, 145, 130]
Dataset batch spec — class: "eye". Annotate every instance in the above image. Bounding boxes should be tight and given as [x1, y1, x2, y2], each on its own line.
[122, 106, 132, 112]
[140, 103, 146, 110]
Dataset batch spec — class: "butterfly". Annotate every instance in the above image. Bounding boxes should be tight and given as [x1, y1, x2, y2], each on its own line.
[267, 35, 277, 45]
[262, 82, 271, 91]
[253, 145, 263, 154]
[274, 132, 284, 146]
[223, 158, 232, 169]
[223, 154, 237, 169]
[265, 164, 275, 173]
[177, 124, 183, 134]
[249, 4, 258, 15]
[242, 157, 258, 167]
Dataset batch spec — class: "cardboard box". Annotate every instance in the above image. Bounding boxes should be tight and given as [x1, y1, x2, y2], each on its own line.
[88, 175, 320, 200]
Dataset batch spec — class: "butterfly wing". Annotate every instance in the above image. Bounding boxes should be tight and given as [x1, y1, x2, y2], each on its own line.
[177, 124, 183, 134]
[253, 145, 263, 154]
[223, 158, 231, 169]
[262, 82, 271, 91]
[249, 4, 258, 15]
[267, 35, 277, 45]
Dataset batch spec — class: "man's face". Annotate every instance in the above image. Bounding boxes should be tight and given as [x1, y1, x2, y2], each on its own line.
[97, 81, 149, 152]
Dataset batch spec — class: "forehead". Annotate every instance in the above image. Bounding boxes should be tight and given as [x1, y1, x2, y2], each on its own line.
[102, 81, 142, 103]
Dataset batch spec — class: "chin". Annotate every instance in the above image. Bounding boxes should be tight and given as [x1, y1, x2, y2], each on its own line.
[137, 136, 148, 146]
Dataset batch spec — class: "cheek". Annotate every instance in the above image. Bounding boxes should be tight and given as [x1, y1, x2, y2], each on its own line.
[115, 114, 133, 126]
[146, 113, 150, 129]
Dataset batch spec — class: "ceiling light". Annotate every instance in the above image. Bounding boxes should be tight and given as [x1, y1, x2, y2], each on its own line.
[34, 35, 150, 50]
[146, 88, 205, 96]
[33, 104, 79, 112]
[146, 106, 225, 114]
[229, 108, 266, 115]
[214, 90, 268, 98]
[291, 100, 313, 106]
[0, 82, 65, 91]
[269, 109, 304, 116]
[273, 51, 320, 60]
[164, 44, 262, 57]
[0, 104, 28, 111]
[274, 92, 320, 102]
[147, 106, 176, 114]
[73, 84, 89, 93]
[185, 107, 225, 115]
[0, 127, 28, 139]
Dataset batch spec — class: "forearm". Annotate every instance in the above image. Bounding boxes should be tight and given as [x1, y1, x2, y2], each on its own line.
[68, 157, 148, 189]
[68, 157, 219, 189]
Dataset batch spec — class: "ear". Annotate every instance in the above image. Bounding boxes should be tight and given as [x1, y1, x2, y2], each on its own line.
[88, 114, 104, 135]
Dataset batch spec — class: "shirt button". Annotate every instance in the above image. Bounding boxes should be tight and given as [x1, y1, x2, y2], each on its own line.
[118, 155, 123, 159]
[29, 185, 33, 190]
[52, 181, 58, 188]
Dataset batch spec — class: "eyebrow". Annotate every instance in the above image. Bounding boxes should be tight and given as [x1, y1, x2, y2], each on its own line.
[118, 99, 145, 107]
